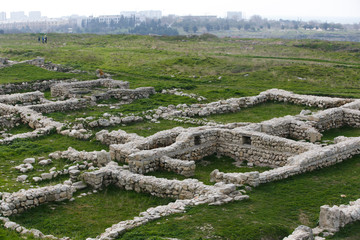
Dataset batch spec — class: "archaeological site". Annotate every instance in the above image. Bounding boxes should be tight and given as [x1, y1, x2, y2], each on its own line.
[0, 36, 360, 240]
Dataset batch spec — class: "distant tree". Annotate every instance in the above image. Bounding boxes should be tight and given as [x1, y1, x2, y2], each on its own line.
[250, 15, 262, 24]
[192, 25, 198, 33]
[244, 23, 251, 31]
[0, 29, 4, 34]
[321, 22, 329, 30]
[183, 25, 190, 32]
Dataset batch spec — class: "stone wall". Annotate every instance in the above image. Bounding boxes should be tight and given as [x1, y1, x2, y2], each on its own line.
[93, 87, 156, 102]
[244, 116, 322, 143]
[308, 108, 345, 132]
[142, 89, 351, 121]
[110, 125, 316, 174]
[0, 184, 74, 216]
[283, 225, 314, 240]
[83, 161, 245, 201]
[218, 128, 315, 167]
[319, 198, 360, 232]
[96, 129, 144, 145]
[0, 91, 45, 106]
[28, 98, 88, 113]
[0, 79, 70, 95]
[0, 114, 21, 129]
[343, 108, 360, 128]
[84, 162, 248, 240]
[0, 57, 8, 66]
[264, 88, 351, 108]
[210, 169, 260, 187]
[159, 156, 195, 177]
[50, 79, 129, 98]
[213, 136, 360, 186]
[49, 147, 111, 167]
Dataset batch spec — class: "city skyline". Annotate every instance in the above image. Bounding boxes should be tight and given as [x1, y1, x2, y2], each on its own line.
[0, 0, 359, 24]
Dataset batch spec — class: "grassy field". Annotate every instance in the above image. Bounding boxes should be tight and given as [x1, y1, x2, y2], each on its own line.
[10, 186, 173, 240]
[0, 34, 360, 239]
[0, 34, 360, 100]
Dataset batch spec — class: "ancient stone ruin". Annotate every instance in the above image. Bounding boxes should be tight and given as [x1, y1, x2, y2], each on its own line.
[0, 76, 359, 240]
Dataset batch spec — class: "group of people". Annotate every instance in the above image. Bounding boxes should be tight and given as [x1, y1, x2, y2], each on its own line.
[38, 34, 48, 44]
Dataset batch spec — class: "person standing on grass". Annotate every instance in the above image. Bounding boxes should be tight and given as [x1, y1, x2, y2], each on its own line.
[44, 35, 47, 44]
[42, 36, 44, 44]
[38, 36, 40, 42]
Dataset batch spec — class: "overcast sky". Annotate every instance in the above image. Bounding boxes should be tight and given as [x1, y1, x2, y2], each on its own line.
[1, 0, 360, 23]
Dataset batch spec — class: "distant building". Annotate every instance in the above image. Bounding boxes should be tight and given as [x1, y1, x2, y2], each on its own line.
[120, 10, 162, 20]
[227, 11, 242, 21]
[120, 11, 137, 18]
[10, 11, 26, 21]
[0, 12, 6, 22]
[138, 10, 162, 19]
[181, 15, 218, 21]
[29, 11, 41, 20]
[98, 15, 123, 24]
[0, 18, 71, 32]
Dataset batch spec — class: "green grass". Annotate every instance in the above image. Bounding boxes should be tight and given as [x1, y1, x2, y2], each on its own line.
[0, 133, 107, 193]
[1, 34, 360, 240]
[10, 185, 174, 240]
[3, 124, 33, 135]
[120, 155, 360, 240]
[45, 94, 198, 123]
[0, 64, 91, 84]
[101, 119, 198, 137]
[1, 34, 360, 100]
[0, 227, 36, 240]
[204, 102, 318, 123]
[321, 126, 360, 142]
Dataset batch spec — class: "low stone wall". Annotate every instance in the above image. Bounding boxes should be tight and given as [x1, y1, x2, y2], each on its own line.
[283, 225, 314, 240]
[142, 89, 350, 122]
[49, 147, 111, 167]
[309, 108, 345, 132]
[85, 162, 248, 240]
[264, 88, 351, 108]
[86, 115, 143, 128]
[0, 184, 74, 216]
[50, 79, 129, 98]
[93, 87, 156, 102]
[95, 129, 144, 145]
[245, 116, 322, 143]
[0, 57, 8, 66]
[319, 198, 360, 232]
[110, 126, 316, 174]
[0, 91, 45, 106]
[83, 162, 246, 201]
[210, 169, 260, 187]
[0, 217, 68, 240]
[212, 136, 360, 187]
[0, 126, 54, 144]
[159, 156, 195, 177]
[341, 100, 360, 110]
[343, 108, 360, 128]
[19, 57, 45, 66]
[161, 88, 207, 101]
[0, 114, 21, 129]
[0, 79, 70, 95]
[28, 98, 88, 114]
[218, 128, 315, 167]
